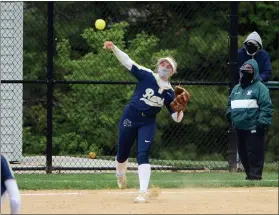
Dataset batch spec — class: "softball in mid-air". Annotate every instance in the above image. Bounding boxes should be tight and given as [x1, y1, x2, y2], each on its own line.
[88, 152, 96, 159]
[95, 19, 106, 30]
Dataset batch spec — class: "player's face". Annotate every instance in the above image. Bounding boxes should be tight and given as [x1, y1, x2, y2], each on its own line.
[159, 61, 174, 75]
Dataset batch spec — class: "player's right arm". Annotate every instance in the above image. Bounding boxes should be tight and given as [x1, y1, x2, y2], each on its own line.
[103, 41, 153, 81]
[104, 41, 134, 70]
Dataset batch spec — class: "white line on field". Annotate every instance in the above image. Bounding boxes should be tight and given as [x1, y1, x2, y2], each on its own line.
[152, 179, 278, 182]
[22, 179, 278, 183]
[21, 192, 81, 196]
[19, 189, 278, 197]
[106, 189, 278, 195]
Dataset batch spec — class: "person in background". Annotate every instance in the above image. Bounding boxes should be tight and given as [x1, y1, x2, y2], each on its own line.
[227, 59, 273, 180]
[236, 31, 273, 169]
[237, 31, 272, 82]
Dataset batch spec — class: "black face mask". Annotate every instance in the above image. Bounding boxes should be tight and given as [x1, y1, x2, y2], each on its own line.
[240, 71, 254, 87]
[245, 42, 259, 56]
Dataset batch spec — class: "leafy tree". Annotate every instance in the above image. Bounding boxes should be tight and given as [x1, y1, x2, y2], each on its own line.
[21, 2, 278, 165]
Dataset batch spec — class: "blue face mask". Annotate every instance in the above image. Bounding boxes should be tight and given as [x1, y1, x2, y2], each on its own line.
[158, 66, 171, 78]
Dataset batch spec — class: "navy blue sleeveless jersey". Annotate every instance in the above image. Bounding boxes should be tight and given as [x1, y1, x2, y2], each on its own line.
[127, 63, 175, 117]
[1, 155, 14, 195]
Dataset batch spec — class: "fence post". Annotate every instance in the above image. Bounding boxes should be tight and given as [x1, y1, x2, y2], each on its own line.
[46, 1, 54, 174]
[227, 1, 238, 172]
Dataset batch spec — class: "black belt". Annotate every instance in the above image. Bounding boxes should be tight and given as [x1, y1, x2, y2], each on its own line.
[128, 105, 156, 118]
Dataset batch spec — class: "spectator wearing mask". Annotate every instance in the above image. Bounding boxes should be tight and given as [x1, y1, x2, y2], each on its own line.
[237, 31, 272, 82]
[227, 59, 273, 180]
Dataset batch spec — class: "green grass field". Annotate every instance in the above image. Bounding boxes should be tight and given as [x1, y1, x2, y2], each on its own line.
[15, 172, 278, 190]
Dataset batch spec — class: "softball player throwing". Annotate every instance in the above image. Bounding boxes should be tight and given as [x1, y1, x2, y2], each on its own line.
[104, 41, 190, 203]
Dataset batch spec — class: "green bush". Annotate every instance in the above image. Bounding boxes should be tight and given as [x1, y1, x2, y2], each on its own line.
[22, 2, 278, 165]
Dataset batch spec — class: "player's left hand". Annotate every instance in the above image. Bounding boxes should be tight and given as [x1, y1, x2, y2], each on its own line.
[170, 86, 191, 112]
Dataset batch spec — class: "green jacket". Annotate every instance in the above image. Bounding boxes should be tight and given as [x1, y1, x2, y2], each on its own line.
[226, 59, 273, 130]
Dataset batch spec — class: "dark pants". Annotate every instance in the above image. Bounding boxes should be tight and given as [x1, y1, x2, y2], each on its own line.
[116, 106, 156, 165]
[236, 128, 266, 180]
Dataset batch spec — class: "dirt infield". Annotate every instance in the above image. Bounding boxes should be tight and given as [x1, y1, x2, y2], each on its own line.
[2, 188, 278, 214]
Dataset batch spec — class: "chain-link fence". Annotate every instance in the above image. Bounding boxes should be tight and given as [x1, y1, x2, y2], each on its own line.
[1, 1, 278, 173]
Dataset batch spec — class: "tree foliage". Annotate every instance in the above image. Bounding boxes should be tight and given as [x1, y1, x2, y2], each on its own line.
[22, 2, 278, 162]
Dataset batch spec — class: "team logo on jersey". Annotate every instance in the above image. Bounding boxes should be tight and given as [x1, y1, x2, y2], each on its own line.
[123, 119, 132, 127]
[247, 90, 252, 95]
[140, 88, 164, 107]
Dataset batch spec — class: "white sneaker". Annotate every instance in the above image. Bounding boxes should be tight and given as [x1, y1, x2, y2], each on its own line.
[134, 191, 149, 203]
[117, 174, 127, 189]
